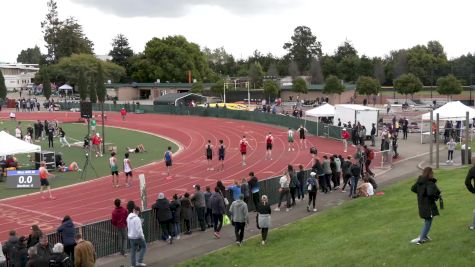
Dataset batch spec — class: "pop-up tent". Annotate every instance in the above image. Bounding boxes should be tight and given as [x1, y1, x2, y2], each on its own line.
[0, 131, 41, 156]
[421, 101, 475, 121]
[58, 84, 73, 91]
[305, 103, 335, 117]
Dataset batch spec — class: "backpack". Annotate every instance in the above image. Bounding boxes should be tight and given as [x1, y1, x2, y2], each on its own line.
[368, 149, 375, 160]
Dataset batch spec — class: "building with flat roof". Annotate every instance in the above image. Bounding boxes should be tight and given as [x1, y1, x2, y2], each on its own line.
[0, 63, 39, 91]
[105, 82, 213, 101]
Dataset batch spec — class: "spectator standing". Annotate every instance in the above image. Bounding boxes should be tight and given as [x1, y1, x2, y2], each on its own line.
[191, 185, 207, 231]
[73, 234, 96, 267]
[229, 195, 249, 246]
[464, 157, 475, 230]
[334, 155, 342, 189]
[402, 119, 409, 140]
[341, 128, 350, 152]
[35, 235, 52, 261]
[180, 193, 193, 235]
[210, 187, 226, 239]
[349, 158, 362, 198]
[91, 133, 102, 157]
[257, 195, 272, 245]
[47, 127, 54, 148]
[12, 236, 28, 267]
[410, 167, 442, 245]
[170, 194, 182, 239]
[57, 216, 76, 263]
[152, 193, 174, 244]
[204, 186, 213, 228]
[127, 207, 146, 267]
[248, 172, 260, 210]
[26, 246, 49, 267]
[370, 123, 376, 146]
[2, 230, 18, 265]
[364, 145, 375, 176]
[227, 180, 242, 201]
[341, 156, 352, 193]
[275, 171, 291, 211]
[359, 126, 366, 145]
[27, 225, 42, 248]
[111, 199, 128, 256]
[0, 242, 4, 267]
[296, 165, 306, 201]
[48, 243, 72, 267]
[288, 165, 299, 206]
[240, 178, 250, 205]
[322, 156, 332, 193]
[447, 138, 456, 164]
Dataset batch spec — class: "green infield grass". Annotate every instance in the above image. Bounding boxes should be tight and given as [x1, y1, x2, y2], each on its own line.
[0, 120, 177, 199]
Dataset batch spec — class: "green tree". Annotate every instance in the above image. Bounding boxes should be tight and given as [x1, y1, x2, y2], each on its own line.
[263, 80, 280, 101]
[266, 63, 279, 77]
[0, 71, 6, 100]
[96, 63, 106, 103]
[288, 61, 300, 80]
[17, 46, 42, 64]
[386, 49, 408, 81]
[43, 70, 52, 100]
[393, 73, 423, 99]
[373, 58, 386, 85]
[88, 75, 97, 103]
[309, 58, 324, 84]
[358, 55, 374, 77]
[203, 46, 236, 77]
[130, 35, 213, 82]
[283, 26, 322, 72]
[321, 55, 338, 78]
[292, 77, 308, 95]
[334, 41, 358, 61]
[109, 34, 134, 79]
[37, 54, 125, 86]
[191, 82, 204, 93]
[211, 79, 225, 97]
[337, 55, 360, 82]
[437, 75, 462, 100]
[248, 62, 264, 88]
[356, 76, 381, 101]
[41, 0, 93, 64]
[323, 75, 345, 104]
[77, 68, 88, 101]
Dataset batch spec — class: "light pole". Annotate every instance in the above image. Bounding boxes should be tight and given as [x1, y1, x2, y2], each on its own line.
[223, 83, 227, 104]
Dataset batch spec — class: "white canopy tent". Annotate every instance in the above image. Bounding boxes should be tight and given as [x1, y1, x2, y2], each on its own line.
[0, 131, 41, 156]
[420, 101, 475, 143]
[421, 101, 475, 121]
[58, 84, 73, 91]
[305, 103, 335, 118]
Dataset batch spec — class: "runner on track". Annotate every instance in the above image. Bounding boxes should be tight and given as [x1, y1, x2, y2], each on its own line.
[205, 140, 214, 171]
[218, 140, 225, 171]
[39, 161, 55, 200]
[124, 153, 133, 187]
[265, 132, 273, 160]
[287, 128, 295, 151]
[240, 136, 252, 166]
[164, 146, 173, 177]
[110, 152, 119, 188]
[298, 125, 308, 150]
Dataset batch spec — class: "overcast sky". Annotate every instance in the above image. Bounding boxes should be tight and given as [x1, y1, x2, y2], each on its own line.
[1, 0, 474, 63]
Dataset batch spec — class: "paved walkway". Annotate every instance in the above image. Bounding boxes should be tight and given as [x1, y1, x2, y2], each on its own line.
[96, 131, 467, 267]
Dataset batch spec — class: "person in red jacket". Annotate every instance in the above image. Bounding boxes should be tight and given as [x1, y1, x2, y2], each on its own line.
[111, 199, 128, 256]
[341, 128, 350, 153]
[91, 133, 103, 157]
[120, 108, 127, 121]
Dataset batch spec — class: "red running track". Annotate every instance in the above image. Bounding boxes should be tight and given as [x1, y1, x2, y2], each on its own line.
[0, 111, 355, 239]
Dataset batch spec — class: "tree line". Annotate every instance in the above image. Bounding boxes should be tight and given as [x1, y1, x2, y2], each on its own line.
[6, 0, 474, 102]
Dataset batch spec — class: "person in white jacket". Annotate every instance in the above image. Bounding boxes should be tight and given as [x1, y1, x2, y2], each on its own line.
[127, 206, 147, 267]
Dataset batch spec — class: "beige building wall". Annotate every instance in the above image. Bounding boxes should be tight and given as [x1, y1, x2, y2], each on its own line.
[281, 89, 355, 104]
[117, 87, 139, 101]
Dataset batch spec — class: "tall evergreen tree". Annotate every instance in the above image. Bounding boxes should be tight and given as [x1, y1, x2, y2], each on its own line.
[78, 68, 88, 101]
[0, 71, 7, 100]
[43, 70, 52, 100]
[88, 75, 97, 103]
[96, 63, 106, 103]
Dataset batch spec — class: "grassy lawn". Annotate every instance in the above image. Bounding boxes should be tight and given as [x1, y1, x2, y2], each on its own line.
[0, 121, 178, 199]
[180, 168, 475, 267]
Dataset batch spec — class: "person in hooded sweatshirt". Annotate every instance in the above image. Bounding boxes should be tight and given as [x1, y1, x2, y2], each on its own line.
[57, 215, 76, 262]
[229, 194, 249, 246]
[12, 236, 28, 267]
[410, 167, 442, 245]
[152, 192, 174, 244]
[2, 230, 19, 265]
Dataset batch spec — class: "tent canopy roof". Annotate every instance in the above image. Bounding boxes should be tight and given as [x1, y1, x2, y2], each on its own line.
[336, 104, 380, 111]
[58, 84, 73, 90]
[305, 103, 335, 117]
[153, 93, 207, 106]
[0, 131, 41, 156]
[421, 101, 475, 121]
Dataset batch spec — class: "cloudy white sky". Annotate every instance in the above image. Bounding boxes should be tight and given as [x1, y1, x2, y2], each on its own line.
[1, 0, 474, 63]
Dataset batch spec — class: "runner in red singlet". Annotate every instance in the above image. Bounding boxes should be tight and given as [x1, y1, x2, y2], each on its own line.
[240, 136, 251, 166]
[265, 132, 273, 160]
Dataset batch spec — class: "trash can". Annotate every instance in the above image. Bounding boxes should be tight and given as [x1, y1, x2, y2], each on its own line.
[461, 145, 472, 165]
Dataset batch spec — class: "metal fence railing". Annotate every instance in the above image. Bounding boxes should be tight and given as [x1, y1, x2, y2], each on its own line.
[43, 171, 311, 258]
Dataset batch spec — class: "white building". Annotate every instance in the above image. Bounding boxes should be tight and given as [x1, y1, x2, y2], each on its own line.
[0, 63, 39, 91]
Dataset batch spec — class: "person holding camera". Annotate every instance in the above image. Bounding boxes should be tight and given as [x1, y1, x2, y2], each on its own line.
[410, 167, 442, 245]
[465, 157, 475, 230]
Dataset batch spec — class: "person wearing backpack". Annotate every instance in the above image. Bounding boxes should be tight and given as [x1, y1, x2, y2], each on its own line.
[306, 172, 318, 212]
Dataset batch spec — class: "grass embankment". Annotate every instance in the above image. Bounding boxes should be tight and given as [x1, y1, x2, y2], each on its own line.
[0, 121, 177, 199]
[181, 168, 475, 267]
